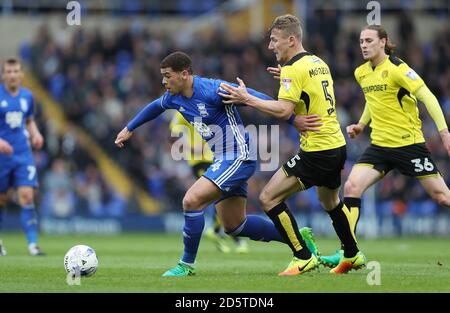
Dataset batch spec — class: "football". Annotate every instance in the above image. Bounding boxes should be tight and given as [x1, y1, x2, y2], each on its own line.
[64, 245, 98, 277]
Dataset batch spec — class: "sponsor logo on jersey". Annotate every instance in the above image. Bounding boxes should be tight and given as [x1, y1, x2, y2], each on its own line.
[190, 120, 214, 138]
[362, 84, 388, 93]
[5, 111, 23, 129]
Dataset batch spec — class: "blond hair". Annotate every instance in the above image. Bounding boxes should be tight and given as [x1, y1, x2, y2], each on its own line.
[269, 14, 303, 41]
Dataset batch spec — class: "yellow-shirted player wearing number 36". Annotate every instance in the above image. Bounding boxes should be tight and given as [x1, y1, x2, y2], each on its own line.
[318, 25, 450, 273]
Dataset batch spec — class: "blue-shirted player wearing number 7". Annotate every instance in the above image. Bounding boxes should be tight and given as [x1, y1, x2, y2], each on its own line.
[0, 58, 45, 256]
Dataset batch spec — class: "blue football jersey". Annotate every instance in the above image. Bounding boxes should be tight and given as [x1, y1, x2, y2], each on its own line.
[128, 76, 272, 161]
[162, 76, 254, 160]
[0, 84, 34, 154]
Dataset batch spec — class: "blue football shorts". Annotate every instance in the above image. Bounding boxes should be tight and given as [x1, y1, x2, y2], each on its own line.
[202, 158, 256, 202]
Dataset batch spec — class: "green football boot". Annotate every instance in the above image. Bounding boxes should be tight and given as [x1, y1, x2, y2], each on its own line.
[162, 262, 196, 277]
[319, 249, 343, 268]
[299, 227, 320, 257]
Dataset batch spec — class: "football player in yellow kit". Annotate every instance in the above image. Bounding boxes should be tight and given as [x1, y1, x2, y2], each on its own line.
[320, 25, 450, 273]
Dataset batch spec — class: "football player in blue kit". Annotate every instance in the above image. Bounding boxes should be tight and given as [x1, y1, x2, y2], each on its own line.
[115, 51, 318, 276]
[0, 58, 45, 256]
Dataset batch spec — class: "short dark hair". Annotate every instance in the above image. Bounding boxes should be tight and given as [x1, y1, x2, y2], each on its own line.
[363, 25, 396, 55]
[2, 57, 22, 72]
[160, 51, 193, 74]
[269, 14, 302, 41]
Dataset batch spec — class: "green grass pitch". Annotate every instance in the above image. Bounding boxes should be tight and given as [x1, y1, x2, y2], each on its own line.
[0, 232, 449, 292]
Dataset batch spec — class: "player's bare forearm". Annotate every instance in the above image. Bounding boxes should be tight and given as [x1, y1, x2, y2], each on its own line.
[26, 119, 44, 149]
[439, 128, 450, 156]
[219, 78, 293, 119]
[245, 97, 294, 119]
[26, 119, 38, 136]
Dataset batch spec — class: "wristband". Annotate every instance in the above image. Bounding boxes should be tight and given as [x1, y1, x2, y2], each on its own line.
[287, 114, 296, 125]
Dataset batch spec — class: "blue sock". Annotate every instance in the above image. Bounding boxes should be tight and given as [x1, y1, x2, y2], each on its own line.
[227, 215, 283, 242]
[0, 208, 3, 233]
[20, 205, 38, 245]
[181, 210, 205, 265]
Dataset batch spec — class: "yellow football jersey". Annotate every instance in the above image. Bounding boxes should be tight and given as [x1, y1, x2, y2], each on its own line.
[278, 52, 346, 152]
[169, 111, 214, 166]
[354, 55, 426, 147]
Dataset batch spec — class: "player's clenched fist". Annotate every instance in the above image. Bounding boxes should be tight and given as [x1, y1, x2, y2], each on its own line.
[346, 123, 365, 139]
[115, 127, 133, 148]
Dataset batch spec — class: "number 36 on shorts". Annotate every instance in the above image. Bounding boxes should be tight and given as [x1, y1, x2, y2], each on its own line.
[411, 158, 434, 173]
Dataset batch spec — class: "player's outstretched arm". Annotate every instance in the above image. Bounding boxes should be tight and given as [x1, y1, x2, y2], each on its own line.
[415, 86, 450, 156]
[0, 138, 13, 155]
[116, 96, 167, 148]
[219, 78, 294, 119]
[26, 119, 44, 150]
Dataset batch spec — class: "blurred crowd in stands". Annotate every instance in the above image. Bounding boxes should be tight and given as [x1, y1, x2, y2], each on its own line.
[19, 10, 449, 223]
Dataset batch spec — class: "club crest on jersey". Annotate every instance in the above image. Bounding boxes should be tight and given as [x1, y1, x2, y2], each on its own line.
[20, 98, 28, 112]
[381, 70, 388, 78]
[1, 100, 7, 108]
[405, 69, 418, 80]
[282, 78, 292, 91]
[196, 103, 209, 117]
